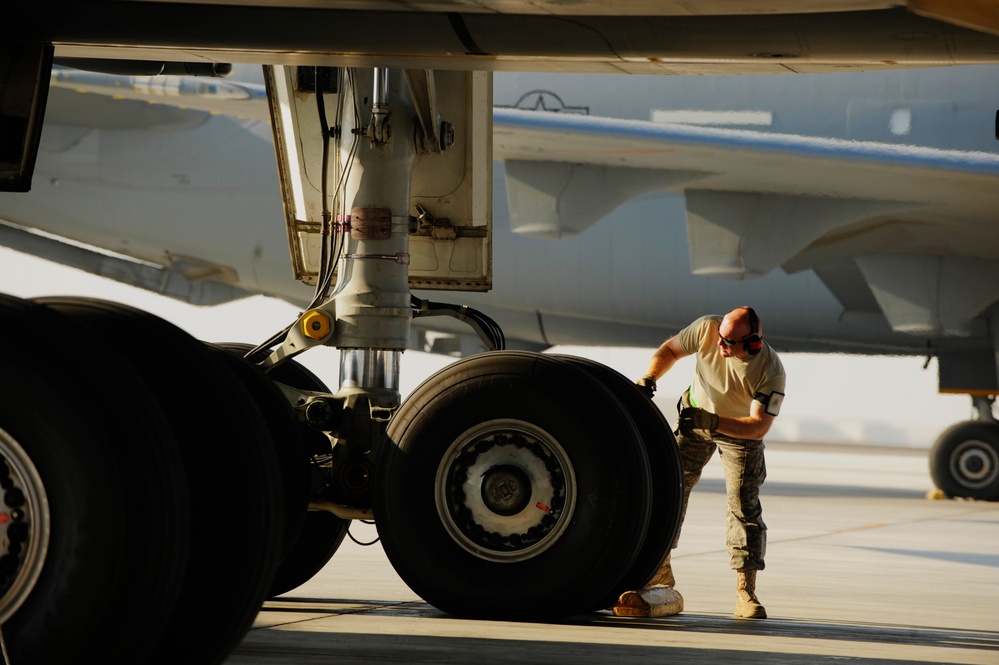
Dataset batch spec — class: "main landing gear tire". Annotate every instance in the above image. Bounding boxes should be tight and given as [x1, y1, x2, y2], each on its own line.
[930, 420, 999, 501]
[267, 510, 350, 598]
[38, 297, 286, 665]
[551, 355, 684, 609]
[0, 295, 190, 664]
[218, 344, 350, 599]
[374, 351, 653, 621]
[211, 343, 313, 565]
[257, 352, 350, 601]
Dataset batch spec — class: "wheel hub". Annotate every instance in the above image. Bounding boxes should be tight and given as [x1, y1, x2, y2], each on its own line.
[436, 420, 576, 563]
[0, 427, 50, 624]
[480, 464, 532, 516]
[952, 439, 999, 489]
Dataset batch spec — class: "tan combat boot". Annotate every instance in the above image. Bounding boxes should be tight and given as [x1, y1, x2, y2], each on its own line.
[612, 554, 684, 617]
[735, 569, 767, 619]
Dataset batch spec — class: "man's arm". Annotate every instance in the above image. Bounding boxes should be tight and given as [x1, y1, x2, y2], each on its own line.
[715, 400, 775, 440]
[643, 336, 687, 381]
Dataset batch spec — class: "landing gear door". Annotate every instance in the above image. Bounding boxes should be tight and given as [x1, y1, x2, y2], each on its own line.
[264, 65, 339, 288]
[264, 66, 492, 292]
[0, 44, 53, 193]
[409, 70, 492, 292]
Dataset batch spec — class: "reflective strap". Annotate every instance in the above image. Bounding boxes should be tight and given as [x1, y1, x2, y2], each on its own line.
[687, 386, 698, 409]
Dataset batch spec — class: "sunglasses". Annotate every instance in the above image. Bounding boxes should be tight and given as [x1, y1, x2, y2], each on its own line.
[719, 336, 738, 347]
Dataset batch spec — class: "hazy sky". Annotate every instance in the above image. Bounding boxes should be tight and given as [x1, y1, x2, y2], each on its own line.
[0, 247, 971, 447]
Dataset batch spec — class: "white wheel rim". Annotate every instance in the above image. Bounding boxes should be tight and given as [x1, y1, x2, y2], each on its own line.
[0, 427, 50, 624]
[435, 419, 576, 563]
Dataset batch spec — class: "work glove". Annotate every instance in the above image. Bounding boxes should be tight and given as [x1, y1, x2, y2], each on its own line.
[636, 375, 657, 399]
[678, 407, 719, 438]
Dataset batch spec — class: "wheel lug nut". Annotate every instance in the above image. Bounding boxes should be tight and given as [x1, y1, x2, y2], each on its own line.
[5, 488, 25, 508]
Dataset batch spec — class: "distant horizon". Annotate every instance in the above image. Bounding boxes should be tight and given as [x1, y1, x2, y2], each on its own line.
[0, 247, 973, 448]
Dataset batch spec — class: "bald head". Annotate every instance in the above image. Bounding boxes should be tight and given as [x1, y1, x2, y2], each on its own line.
[724, 306, 761, 338]
[717, 307, 763, 358]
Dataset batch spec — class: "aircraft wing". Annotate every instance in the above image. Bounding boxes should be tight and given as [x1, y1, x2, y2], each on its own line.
[23, 70, 999, 337]
[493, 107, 999, 335]
[0, 65, 278, 307]
[47, 66, 270, 124]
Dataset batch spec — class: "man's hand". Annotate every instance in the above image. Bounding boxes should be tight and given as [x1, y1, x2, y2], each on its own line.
[678, 407, 719, 434]
[636, 375, 657, 399]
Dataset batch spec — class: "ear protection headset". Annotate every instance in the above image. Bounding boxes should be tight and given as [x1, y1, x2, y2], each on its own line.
[742, 306, 763, 356]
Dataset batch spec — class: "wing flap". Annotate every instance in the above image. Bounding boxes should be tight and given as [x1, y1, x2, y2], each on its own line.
[504, 159, 704, 238]
[684, 190, 915, 279]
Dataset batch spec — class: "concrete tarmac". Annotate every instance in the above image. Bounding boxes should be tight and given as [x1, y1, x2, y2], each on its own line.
[225, 441, 999, 664]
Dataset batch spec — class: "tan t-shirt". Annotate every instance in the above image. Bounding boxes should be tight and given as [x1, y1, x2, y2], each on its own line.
[676, 315, 786, 419]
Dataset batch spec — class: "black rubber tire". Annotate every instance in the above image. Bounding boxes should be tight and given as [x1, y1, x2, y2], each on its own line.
[38, 297, 285, 665]
[551, 355, 684, 608]
[0, 295, 190, 664]
[217, 344, 350, 598]
[930, 420, 999, 501]
[374, 351, 652, 620]
[263, 355, 349, 598]
[210, 343, 312, 563]
[267, 510, 350, 597]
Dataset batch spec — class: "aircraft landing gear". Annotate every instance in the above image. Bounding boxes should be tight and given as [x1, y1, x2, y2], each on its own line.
[255, 65, 685, 620]
[929, 396, 999, 501]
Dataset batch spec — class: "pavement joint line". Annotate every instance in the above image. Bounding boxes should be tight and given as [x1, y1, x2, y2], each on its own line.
[255, 599, 426, 629]
[736, 503, 999, 550]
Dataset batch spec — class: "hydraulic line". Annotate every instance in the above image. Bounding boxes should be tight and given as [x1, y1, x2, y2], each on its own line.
[411, 295, 506, 351]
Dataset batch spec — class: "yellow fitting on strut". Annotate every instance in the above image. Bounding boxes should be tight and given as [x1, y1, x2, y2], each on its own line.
[301, 310, 331, 340]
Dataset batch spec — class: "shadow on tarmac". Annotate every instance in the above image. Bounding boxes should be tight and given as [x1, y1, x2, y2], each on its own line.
[583, 612, 999, 651]
[850, 546, 999, 569]
[234, 599, 999, 665]
[696, 476, 929, 499]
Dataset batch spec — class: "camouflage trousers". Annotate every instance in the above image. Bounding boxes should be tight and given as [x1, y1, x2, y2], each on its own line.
[671, 428, 768, 572]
